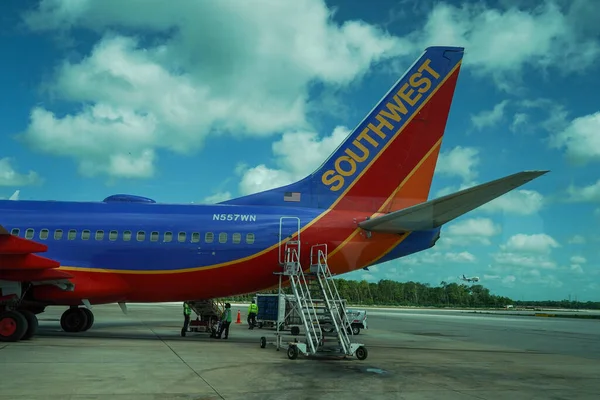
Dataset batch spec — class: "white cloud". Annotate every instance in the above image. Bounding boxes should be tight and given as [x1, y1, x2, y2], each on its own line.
[18, 0, 600, 184]
[443, 217, 502, 246]
[361, 273, 376, 282]
[568, 235, 586, 244]
[500, 233, 559, 254]
[239, 126, 349, 195]
[570, 255, 587, 264]
[492, 252, 557, 269]
[566, 179, 600, 203]
[396, 250, 476, 266]
[471, 100, 509, 130]
[445, 251, 476, 263]
[489, 233, 562, 284]
[0, 158, 41, 186]
[201, 192, 232, 204]
[510, 112, 529, 133]
[478, 189, 545, 215]
[410, 1, 600, 91]
[435, 146, 480, 184]
[21, 0, 404, 179]
[550, 112, 600, 165]
[570, 264, 584, 274]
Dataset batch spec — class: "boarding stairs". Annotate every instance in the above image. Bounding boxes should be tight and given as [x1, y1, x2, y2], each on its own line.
[277, 218, 367, 360]
[187, 299, 225, 334]
[309, 244, 355, 348]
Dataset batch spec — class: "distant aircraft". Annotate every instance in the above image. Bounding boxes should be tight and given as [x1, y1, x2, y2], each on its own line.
[460, 275, 480, 283]
[0, 46, 548, 342]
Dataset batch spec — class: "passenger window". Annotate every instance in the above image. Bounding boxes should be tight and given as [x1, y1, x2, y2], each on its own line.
[150, 231, 159, 242]
[25, 228, 34, 239]
[164, 232, 173, 242]
[246, 233, 255, 244]
[11, 228, 19, 236]
[96, 230, 104, 241]
[109, 230, 118, 241]
[82, 230, 90, 240]
[54, 229, 63, 240]
[123, 230, 132, 241]
[205, 232, 214, 243]
[219, 232, 227, 243]
[232, 233, 241, 244]
[40, 229, 49, 240]
[68, 230, 77, 240]
[178, 232, 186, 242]
[137, 231, 145, 241]
[191, 232, 200, 243]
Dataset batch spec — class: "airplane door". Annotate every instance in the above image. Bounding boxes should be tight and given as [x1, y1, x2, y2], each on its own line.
[278, 216, 301, 265]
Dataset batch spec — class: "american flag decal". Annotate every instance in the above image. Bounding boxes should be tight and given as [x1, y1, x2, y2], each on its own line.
[284, 192, 301, 202]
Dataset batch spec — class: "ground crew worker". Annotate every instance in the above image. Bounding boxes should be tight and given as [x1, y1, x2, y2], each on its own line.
[217, 303, 232, 339]
[247, 299, 258, 329]
[181, 302, 192, 337]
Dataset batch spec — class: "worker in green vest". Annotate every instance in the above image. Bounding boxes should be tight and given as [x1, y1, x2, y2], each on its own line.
[181, 302, 192, 337]
[217, 303, 232, 339]
[247, 299, 258, 329]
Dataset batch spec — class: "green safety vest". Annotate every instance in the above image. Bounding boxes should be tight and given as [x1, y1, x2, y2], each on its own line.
[184, 303, 191, 315]
[248, 303, 258, 314]
[222, 308, 232, 323]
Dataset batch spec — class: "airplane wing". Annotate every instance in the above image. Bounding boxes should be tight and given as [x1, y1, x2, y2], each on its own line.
[358, 170, 549, 234]
[0, 224, 73, 283]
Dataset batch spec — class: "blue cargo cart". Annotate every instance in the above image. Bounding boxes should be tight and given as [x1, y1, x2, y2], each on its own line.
[255, 293, 301, 331]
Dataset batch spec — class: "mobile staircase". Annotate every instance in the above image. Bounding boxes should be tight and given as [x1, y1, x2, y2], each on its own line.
[278, 237, 368, 361]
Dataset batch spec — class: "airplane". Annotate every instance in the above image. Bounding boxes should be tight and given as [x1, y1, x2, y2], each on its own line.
[460, 275, 480, 283]
[0, 46, 548, 342]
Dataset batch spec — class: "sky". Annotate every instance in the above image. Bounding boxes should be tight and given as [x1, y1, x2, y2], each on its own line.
[1, 0, 599, 302]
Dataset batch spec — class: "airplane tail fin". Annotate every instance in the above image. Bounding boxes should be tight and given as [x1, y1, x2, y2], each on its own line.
[222, 46, 465, 212]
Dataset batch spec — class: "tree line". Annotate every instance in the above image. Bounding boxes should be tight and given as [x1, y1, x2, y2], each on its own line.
[223, 279, 512, 308]
[222, 278, 600, 309]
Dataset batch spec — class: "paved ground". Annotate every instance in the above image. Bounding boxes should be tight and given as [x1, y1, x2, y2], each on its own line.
[1, 304, 599, 399]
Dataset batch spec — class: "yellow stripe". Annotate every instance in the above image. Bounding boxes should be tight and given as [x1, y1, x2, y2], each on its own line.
[60, 60, 462, 275]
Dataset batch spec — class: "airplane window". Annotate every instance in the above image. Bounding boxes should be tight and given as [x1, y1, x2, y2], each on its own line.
[205, 232, 214, 243]
[246, 233, 255, 244]
[25, 228, 34, 239]
[123, 230, 132, 241]
[82, 230, 90, 240]
[54, 229, 63, 240]
[137, 231, 145, 241]
[68, 230, 77, 240]
[233, 233, 241, 244]
[95, 230, 104, 241]
[219, 232, 227, 243]
[191, 232, 200, 243]
[11, 228, 19, 236]
[150, 231, 159, 242]
[109, 230, 118, 241]
[164, 232, 172, 242]
[178, 232, 186, 242]
[40, 229, 49, 240]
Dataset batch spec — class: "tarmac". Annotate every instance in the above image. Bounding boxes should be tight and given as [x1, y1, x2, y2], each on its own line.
[1, 303, 599, 399]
